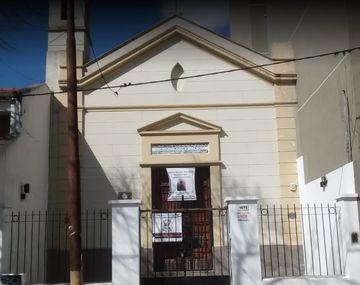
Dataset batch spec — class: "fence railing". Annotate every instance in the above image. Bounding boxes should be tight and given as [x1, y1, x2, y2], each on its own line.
[2, 203, 345, 283]
[140, 208, 229, 278]
[258, 204, 343, 278]
[2, 209, 111, 284]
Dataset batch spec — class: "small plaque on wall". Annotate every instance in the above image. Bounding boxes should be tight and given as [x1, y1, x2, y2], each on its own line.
[151, 143, 209, 155]
[238, 205, 249, 221]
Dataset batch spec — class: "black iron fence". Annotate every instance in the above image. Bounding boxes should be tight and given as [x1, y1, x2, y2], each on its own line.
[259, 204, 343, 278]
[2, 203, 345, 283]
[2, 209, 111, 284]
[140, 208, 229, 279]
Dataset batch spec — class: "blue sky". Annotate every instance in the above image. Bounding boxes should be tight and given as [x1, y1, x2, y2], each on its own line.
[0, 0, 229, 88]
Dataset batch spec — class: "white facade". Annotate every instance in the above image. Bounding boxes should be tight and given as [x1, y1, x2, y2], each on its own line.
[80, 38, 287, 206]
[45, 15, 298, 210]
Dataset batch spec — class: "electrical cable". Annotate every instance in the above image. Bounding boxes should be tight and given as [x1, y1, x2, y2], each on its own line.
[87, 34, 120, 96]
[298, 52, 349, 112]
[19, 45, 360, 97]
[0, 57, 40, 84]
[79, 2, 120, 96]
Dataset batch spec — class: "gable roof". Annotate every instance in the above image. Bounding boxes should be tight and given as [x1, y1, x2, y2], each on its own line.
[60, 16, 296, 89]
[138, 112, 222, 135]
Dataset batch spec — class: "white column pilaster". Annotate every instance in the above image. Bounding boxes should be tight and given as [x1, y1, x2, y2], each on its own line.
[226, 197, 262, 285]
[109, 200, 141, 285]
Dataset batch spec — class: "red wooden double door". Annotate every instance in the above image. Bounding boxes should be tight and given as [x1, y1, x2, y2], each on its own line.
[151, 166, 213, 272]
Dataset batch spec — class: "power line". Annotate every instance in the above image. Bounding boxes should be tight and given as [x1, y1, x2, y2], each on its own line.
[86, 33, 120, 95]
[298, 53, 349, 112]
[20, 46, 360, 97]
[0, 57, 40, 84]
[79, 1, 120, 96]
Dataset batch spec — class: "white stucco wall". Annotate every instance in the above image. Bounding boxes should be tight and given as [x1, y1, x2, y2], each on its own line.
[297, 157, 359, 276]
[84, 40, 274, 106]
[297, 156, 356, 204]
[82, 107, 281, 208]
[76, 39, 288, 208]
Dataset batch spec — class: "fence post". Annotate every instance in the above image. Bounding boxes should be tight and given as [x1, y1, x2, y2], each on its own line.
[225, 197, 262, 285]
[109, 200, 141, 285]
[336, 194, 360, 280]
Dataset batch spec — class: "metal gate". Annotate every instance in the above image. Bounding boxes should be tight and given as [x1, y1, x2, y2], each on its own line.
[140, 207, 229, 280]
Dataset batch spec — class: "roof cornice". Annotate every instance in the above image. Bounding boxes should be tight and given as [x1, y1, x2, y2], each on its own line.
[58, 17, 296, 89]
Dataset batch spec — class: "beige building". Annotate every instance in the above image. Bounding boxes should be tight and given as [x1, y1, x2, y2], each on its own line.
[45, 2, 360, 211]
[2, 2, 360, 284]
[46, 2, 298, 211]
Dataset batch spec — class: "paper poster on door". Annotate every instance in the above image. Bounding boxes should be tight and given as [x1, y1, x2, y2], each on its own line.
[166, 168, 197, 201]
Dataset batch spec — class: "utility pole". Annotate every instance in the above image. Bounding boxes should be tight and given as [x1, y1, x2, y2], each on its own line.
[66, 0, 82, 284]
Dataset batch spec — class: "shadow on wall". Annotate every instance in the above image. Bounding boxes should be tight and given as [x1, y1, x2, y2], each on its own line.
[219, 129, 264, 204]
[80, 136, 138, 208]
[47, 96, 144, 282]
[221, 170, 262, 202]
[49, 96, 140, 210]
[49, 97, 116, 210]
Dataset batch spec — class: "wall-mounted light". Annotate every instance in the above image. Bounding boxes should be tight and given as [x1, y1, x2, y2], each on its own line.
[320, 176, 328, 190]
[20, 183, 30, 200]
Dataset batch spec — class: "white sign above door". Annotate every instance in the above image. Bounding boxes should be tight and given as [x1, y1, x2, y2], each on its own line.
[151, 143, 209, 155]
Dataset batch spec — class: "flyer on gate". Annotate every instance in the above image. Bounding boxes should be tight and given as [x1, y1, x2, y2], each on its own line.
[152, 212, 183, 242]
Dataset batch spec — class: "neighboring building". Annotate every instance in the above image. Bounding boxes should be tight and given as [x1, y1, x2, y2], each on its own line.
[0, 85, 50, 211]
[0, 84, 51, 280]
[229, 1, 360, 205]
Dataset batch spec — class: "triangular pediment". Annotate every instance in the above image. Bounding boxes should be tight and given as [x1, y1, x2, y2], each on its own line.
[59, 16, 296, 89]
[138, 113, 221, 135]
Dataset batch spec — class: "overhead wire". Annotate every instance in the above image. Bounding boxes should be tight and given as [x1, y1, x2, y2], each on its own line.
[19, 46, 360, 97]
[297, 52, 349, 112]
[79, 1, 120, 96]
[0, 57, 40, 84]
[87, 34, 120, 96]
[0, 2, 49, 85]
